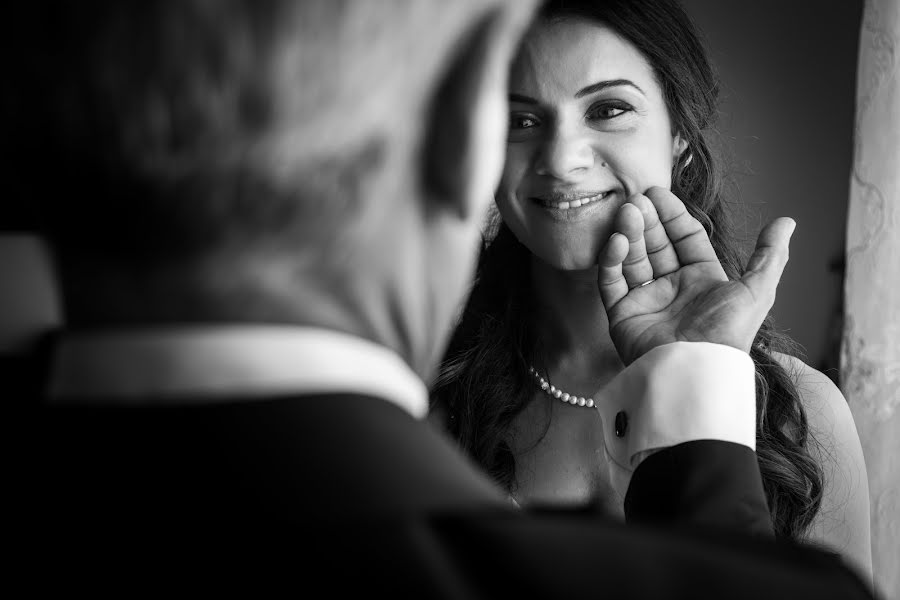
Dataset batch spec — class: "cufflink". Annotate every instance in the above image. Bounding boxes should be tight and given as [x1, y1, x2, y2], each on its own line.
[614, 411, 628, 437]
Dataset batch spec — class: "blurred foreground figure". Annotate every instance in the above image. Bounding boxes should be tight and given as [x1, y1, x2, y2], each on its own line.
[13, 1, 872, 597]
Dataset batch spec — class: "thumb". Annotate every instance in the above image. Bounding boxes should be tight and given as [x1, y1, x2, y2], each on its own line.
[740, 217, 796, 308]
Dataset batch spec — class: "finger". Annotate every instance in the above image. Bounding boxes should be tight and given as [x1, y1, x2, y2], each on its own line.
[597, 232, 630, 309]
[645, 187, 724, 275]
[740, 217, 796, 309]
[629, 193, 680, 277]
[615, 202, 655, 288]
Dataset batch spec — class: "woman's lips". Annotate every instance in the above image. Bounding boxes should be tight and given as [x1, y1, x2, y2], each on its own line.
[532, 191, 612, 210]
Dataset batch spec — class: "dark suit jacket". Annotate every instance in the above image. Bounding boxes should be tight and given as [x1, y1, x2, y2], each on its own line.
[27, 393, 871, 598]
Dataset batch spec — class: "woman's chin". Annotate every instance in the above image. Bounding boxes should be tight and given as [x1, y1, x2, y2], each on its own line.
[560, 256, 601, 273]
[533, 248, 601, 274]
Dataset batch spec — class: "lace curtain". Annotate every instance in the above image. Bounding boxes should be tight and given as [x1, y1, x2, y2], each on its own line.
[841, 0, 900, 597]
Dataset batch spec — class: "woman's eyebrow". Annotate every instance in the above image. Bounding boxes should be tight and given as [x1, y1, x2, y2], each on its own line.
[509, 93, 538, 104]
[509, 79, 646, 104]
[575, 79, 645, 98]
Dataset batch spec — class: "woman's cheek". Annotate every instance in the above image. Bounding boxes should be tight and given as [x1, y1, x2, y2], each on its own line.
[609, 144, 674, 194]
[498, 149, 529, 201]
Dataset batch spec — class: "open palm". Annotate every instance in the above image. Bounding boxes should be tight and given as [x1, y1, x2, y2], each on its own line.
[598, 188, 795, 366]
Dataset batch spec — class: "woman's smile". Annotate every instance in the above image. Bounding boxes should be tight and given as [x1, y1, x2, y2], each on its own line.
[530, 190, 618, 222]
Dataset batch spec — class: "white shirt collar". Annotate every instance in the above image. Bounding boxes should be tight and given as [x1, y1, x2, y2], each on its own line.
[48, 325, 429, 419]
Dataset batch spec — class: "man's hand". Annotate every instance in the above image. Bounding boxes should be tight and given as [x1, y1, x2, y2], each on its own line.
[597, 187, 795, 366]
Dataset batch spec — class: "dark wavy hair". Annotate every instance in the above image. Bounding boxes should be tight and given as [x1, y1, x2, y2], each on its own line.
[432, 0, 823, 540]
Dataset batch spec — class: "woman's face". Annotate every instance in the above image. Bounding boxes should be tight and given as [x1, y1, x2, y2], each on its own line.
[498, 18, 685, 270]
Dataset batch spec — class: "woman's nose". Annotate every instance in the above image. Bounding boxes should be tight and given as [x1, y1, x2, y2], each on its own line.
[533, 126, 595, 180]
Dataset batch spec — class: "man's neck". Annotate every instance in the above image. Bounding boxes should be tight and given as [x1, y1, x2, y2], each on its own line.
[60, 252, 437, 383]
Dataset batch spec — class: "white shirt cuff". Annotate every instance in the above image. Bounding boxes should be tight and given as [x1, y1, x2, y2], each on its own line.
[595, 342, 756, 498]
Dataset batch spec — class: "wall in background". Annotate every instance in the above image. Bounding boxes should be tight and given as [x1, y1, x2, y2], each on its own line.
[842, 1, 900, 597]
[681, 0, 863, 378]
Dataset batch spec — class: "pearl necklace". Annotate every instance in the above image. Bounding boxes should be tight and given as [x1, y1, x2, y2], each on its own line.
[528, 366, 595, 408]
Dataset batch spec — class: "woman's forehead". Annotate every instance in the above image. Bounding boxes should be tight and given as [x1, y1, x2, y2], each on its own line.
[510, 18, 657, 100]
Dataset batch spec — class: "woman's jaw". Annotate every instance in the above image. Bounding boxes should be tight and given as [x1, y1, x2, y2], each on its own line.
[497, 187, 627, 271]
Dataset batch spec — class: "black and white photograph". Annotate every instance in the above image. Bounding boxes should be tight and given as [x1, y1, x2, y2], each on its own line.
[3, 1, 896, 597]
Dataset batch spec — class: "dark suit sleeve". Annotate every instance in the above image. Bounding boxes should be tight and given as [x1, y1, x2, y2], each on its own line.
[624, 440, 774, 537]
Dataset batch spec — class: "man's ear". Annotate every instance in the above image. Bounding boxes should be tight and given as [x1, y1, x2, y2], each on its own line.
[421, 7, 523, 222]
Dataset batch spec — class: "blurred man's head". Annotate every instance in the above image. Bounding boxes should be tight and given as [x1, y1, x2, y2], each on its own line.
[12, 0, 535, 381]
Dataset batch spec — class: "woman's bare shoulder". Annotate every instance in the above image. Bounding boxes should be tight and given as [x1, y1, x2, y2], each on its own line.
[769, 353, 847, 423]
[770, 351, 873, 583]
[770, 352, 836, 399]
[769, 353, 864, 469]
[769, 353, 854, 431]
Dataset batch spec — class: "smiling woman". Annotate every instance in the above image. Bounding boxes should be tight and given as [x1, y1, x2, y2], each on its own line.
[430, 0, 872, 584]
[498, 18, 687, 270]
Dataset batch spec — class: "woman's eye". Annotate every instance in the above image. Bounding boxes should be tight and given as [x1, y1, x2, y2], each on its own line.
[510, 114, 539, 129]
[588, 103, 631, 121]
